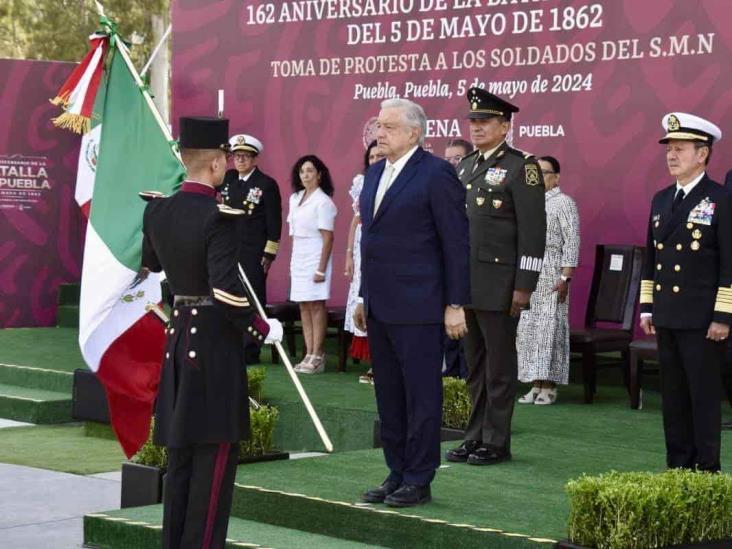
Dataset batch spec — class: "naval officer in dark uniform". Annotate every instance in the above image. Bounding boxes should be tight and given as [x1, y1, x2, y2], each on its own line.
[220, 134, 282, 363]
[446, 89, 546, 466]
[141, 116, 283, 548]
[640, 112, 732, 472]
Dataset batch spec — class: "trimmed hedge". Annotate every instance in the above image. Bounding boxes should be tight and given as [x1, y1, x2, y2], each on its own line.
[566, 469, 732, 549]
[442, 377, 471, 430]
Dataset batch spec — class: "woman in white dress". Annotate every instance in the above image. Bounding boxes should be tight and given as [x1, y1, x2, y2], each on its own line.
[517, 156, 580, 405]
[344, 140, 385, 384]
[287, 155, 337, 374]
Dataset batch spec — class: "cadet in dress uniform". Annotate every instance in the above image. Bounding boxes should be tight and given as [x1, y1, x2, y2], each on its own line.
[141, 116, 283, 548]
[446, 89, 546, 466]
[640, 112, 732, 472]
[220, 134, 282, 363]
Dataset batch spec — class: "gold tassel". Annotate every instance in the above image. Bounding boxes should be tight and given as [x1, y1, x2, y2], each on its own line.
[51, 112, 91, 135]
[49, 91, 71, 107]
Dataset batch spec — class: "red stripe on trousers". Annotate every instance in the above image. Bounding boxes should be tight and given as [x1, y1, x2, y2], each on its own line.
[202, 442, 231, 549]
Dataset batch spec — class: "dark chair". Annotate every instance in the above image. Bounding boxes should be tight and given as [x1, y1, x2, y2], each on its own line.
[628, 337, 659, 409]
[570, 245, 644, 403]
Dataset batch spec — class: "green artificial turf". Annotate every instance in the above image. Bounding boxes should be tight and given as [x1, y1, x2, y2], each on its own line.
[231, 384, 732, 543]
[85, 505, 387, 549]
[0, 424, 124, 474]
[0, 328, 85, 373]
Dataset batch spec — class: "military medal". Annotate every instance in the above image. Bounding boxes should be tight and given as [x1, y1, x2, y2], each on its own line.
[492, 199, 502, 209]
[476, 197, 485, 206]
[484, 167, 507, 186]
[246, 187, 263, 204]
[687, 197, 715, 225]
[691, 240, 700, 251]
[692, 229, 702, 239]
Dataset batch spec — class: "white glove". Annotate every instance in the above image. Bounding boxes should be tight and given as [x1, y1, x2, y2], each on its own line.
[264, 318, 283, 344]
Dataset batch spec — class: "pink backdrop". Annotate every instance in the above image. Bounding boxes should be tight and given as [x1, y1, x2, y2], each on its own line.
[171, 0, 732, 327]
[0, 59, 85, 328]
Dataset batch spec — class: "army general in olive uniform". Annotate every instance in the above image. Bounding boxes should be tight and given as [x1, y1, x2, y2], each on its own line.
[640, 112, 732, 472]
[447, 89, 546, 466]
[220, 134, 282, 363]
[141, 117, 282, 548]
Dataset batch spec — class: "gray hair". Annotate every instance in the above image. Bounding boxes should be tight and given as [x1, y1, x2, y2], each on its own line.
[381, 98, 426, 146]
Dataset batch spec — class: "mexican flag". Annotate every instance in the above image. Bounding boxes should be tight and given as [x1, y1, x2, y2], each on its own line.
[74, 80, 105, 217]
[78, 48, 184, 458]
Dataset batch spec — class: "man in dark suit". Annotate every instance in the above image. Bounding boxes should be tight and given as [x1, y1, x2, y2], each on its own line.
[446, 89, 546, 466]
[640, 112, 732, 472]
[354, 98, 470, 507]
[220, 134, 282, 363]
[141, 116, 283, 547]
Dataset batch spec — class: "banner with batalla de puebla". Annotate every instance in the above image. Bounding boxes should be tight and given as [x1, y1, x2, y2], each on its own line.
[0, 59, 85, 327]
[172, 0, 732, 325]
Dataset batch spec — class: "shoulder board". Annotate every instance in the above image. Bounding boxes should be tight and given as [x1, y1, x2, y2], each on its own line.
[505, 147, 535, 161]
[139, 190, 167, 202]
[218, 204, 246, 216]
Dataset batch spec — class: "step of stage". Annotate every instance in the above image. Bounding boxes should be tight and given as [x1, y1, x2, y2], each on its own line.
[0, 382, 72, 424]
[0, 362, 73, 393]
[84, 505, 387, 549]
[228, 450, 558, 549]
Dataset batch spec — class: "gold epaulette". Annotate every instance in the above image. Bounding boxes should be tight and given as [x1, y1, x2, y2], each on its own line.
[714, 286, 732, 314]
[139, 190, 167, 202]
[640, 279, 654, 305]
[218, 204, 246, 216]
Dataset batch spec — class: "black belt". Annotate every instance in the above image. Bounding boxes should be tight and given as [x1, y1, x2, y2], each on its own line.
[173, 295, 213, 306]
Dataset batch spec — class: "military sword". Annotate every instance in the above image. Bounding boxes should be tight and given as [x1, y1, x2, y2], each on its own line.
[237, 263, 334, 453]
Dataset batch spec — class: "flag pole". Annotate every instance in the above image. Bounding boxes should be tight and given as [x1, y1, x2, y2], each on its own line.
[94, 1, 180, 162]
[237, 263, 334, 453]
[140, 23, 171, 78]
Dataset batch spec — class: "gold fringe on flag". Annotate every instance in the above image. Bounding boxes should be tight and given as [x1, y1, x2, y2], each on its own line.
[51, 112, 92, 135]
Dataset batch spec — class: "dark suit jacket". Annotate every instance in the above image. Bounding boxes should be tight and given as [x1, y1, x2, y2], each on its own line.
[641, 175, 732, 329]
[359, 147, 470, 324]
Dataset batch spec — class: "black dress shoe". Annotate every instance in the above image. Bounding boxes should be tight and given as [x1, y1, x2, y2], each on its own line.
[467, 445, 512, 465]
[361, 479, 401, 503]
[445, 440, 482, 462]
[723, 419, 732, 431]
[384, 484, 431, 507]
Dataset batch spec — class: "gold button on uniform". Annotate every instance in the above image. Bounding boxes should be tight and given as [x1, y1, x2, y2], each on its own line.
[687, 223, 693, 229]
[656, 284, 662, 291]
[692, 229, 702, 239]
[656, 264, 662, 270]
[676, 244, 683, 251]
[165, 352, 170, 359]
[673, 286, 680, 293]
[466, 184, 472, 190]
[173, 310, 179, 317]
[191, 308, 198, 316]
[691, 241, 700, 251]
[169, 328, 175, 334]
[189, 351, 196, 358]
[657, 243, 664, 250]
[674, 265, 681, 272]
[190, 327, 197, 334]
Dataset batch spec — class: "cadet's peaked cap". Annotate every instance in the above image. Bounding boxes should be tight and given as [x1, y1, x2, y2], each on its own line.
[229, 134, 263, 155]
[466, 87, 520, 120]
[659, 112, 722, 145]
[178, 117, 230, 151]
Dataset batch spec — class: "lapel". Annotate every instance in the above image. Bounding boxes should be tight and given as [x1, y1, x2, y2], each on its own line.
[362, 160, 385, 227]
[372, 147, 424, 225]
[462, 142, 508, 186]
[657, 175, 710, 242]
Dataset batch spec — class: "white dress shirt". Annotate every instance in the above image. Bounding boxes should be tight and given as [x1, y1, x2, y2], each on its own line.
[374, 145, 419, 216]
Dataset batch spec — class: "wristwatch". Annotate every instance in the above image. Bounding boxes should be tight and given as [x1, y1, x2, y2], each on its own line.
[560, 275, 572, 283]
